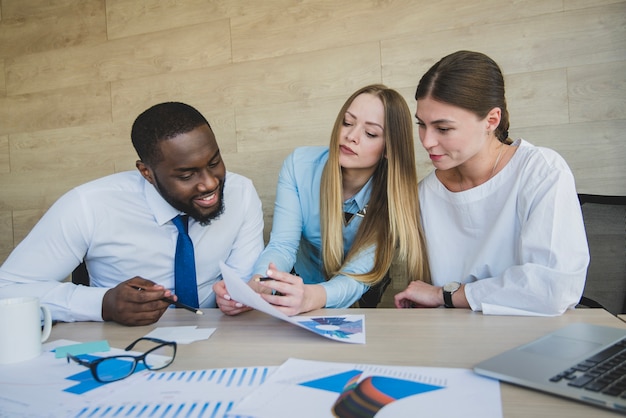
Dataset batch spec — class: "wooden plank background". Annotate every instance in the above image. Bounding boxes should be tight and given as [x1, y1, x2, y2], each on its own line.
[0, 0, 625, 263]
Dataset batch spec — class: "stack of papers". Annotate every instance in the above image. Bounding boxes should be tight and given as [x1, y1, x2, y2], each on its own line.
[229, 358, 501, 418]
[0, 342, 501, 417]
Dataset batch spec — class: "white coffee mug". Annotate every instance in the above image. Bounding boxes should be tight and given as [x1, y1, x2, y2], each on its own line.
[0, 297, 52, 364]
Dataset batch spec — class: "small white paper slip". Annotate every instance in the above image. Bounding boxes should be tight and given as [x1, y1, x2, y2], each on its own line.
[144, 326, 216, 344]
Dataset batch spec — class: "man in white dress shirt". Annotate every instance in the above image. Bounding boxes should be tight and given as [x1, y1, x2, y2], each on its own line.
[0, 102, 264, 326]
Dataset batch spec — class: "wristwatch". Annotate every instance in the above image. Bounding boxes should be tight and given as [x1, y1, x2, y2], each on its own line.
[443, 282, 461, 308]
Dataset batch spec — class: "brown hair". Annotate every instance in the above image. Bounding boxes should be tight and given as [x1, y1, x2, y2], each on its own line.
[415, 50, 512, 144]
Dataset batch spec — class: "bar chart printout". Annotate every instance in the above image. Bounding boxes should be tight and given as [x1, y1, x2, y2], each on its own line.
[68, 365, 277, 418]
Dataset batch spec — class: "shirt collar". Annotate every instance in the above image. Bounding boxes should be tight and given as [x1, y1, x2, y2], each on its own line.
[343, 176, 373, 213]
[143, 177, 180, 226]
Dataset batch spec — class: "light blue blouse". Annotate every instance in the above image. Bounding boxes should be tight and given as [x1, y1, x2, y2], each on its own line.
[253, 146, 372, 307]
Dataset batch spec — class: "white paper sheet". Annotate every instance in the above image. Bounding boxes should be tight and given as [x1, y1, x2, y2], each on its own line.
[228, 358, 503, 418]
[66, 365, 277, 418]
[144, 326, 216, 344]
[0, 340, 153, 417]
[220, 262, 366, 344]
[0, 338, 276, 418]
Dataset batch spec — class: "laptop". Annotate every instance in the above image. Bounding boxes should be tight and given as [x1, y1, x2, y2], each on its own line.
[474, 322, 626, 413]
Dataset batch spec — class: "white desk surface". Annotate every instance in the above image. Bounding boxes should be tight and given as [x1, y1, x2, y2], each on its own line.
[50, 308, 625, 417]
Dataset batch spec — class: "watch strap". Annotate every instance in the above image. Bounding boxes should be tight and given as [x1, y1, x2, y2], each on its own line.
[443, 289, 455, 308]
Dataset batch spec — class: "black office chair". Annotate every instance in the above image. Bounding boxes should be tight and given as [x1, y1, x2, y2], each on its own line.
[358, 273, 391, 308]
[576, 194, 626, 315]
[71, 261, 90, 286]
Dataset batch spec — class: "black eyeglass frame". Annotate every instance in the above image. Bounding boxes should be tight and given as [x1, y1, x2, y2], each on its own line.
[66, 337, 177, 383]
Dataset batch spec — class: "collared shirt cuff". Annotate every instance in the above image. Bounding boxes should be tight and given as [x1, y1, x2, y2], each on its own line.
[70, 286, 109, 322]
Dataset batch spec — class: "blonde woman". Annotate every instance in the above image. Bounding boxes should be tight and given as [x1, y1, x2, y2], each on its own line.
[215, 84, 430, 315]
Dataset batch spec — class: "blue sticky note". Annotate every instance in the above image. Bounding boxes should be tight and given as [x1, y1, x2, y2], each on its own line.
[55, 340, 111, 358]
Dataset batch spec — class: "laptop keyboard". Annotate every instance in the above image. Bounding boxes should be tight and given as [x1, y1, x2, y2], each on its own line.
[550, 338, 626, 397]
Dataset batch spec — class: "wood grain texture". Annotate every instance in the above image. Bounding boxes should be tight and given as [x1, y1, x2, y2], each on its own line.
[0, 0, 624, 262]
[568, 61, 626, 122]
[0, 211, 12, 262]
[9, 122, 131, 173]
[0, 136, 8, 174]
[5, 21, 232, 95]
[223, 148, 294, 243]
[512, 120, 626, 195]
[505, 69, 570, 129]
[565, 0, 625, 10]
[0, 59, 5, 95]
[0, 83, 112, 136]
[105, 0, 233, 39]
[110, 42, 383, 120]
[235, 95, 343, 153]
[230, 0, 562, 62]
[382, 3, 626, 90]
[0, 0, 107, 59]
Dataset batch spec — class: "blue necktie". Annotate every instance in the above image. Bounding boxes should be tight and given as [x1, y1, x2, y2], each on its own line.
[171, 215, 199, 308]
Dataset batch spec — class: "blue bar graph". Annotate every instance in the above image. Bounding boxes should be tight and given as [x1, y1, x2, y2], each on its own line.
[69, 366, 275, 418]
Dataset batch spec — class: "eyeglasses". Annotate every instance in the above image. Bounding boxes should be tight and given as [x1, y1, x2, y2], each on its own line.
[66, 337, 177, 383]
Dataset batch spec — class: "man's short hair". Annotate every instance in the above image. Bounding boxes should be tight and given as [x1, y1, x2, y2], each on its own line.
[131, 102, 212, 166]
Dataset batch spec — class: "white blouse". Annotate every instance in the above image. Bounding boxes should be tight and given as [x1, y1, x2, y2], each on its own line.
[418, 139, 589, 315]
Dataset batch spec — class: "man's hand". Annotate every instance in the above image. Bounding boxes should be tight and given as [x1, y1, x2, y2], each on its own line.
[102, 277, 173, 326]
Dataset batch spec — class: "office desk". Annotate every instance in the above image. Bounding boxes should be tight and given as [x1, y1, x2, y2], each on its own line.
[50, 308, 624, 417]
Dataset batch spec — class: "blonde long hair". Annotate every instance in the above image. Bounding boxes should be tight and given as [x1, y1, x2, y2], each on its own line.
[320, 84, 430, 286]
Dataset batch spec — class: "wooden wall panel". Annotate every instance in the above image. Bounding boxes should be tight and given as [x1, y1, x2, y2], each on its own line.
[565, 0, 624, 10]
[568, 61, 626, 122]
[110, 42, 382, 121]
[235, 95, 342, 153]
[513, 120, 626, 195]
[0, 166, 113, 211]
[0, 136, 8, 173]
[0, 211, 12, 262]
[0, 0, 624, 263]
[230, 0, 562, 62]
[382, 3, 626, 91]
[2, 0, 96, 16]
[0, 83, 112, 135]
[9, 122, 130, 173]
[0, 0, 106, 59]
[0, 59, 5, 94]
[106, 0, 232, 39]
[224, 147, 294, 242]
[505, 69, 570, 129]
[5, 21, 232, 95]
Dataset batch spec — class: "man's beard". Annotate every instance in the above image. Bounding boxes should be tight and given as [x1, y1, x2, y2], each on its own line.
[154, 175, 226, 226]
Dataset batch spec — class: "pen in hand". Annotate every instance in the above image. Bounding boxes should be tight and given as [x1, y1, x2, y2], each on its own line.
[130, 285, 204, 315]
[253, 277, 284, 296]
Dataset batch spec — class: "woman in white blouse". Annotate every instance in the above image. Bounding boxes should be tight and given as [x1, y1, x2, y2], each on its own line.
[394, 50, 589, 315]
